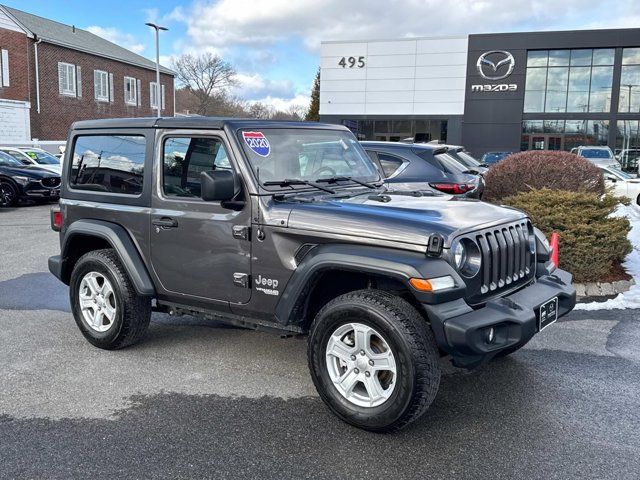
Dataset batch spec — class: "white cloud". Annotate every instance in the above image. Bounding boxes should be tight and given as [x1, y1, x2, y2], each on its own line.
[254, 94, 310, 112]
[85, 26, 146, 54]
[177, 0, 636, 51]
[232, 73, 296, 100]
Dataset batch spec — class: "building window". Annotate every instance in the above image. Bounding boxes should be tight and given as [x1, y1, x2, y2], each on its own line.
[619, 48, 640, 113]
[58, 62, 77, 96]
[521, 119, 609, 152]
[524, 49, 614, 113]
[124, 76, 137, 105]
[94, 70, 109, 102]
[616, 120, 640, 171]
[70, 135, 146, 195]
[150, 82, 159, 109]
[0, 49, 9, 87]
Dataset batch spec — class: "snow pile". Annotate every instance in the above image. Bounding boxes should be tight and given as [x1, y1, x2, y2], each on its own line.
[575, 203, 640, 310]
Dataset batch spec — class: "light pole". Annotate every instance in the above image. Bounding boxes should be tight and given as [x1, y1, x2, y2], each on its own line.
[145, 22, 168, 117]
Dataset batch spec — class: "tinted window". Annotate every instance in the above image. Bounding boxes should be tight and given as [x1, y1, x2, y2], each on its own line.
[163, 137, 231, 198]
[70, 135, 146, 194]
[376, 153, 403, 177]
[0, 151, 22, 167]
[4, 150, 30, 165]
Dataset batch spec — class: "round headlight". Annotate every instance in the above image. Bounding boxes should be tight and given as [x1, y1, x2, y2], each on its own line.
[452, 238, 481, 278]
[453, 241, 466, 269]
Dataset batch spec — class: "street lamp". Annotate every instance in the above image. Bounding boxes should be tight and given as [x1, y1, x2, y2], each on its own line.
[145, 22, 168, 117]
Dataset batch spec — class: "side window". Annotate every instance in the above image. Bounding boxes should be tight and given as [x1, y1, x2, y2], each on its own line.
[70, 135, 146, 195]
[376, 153, 404, 177]
[163, 137, 231, 198]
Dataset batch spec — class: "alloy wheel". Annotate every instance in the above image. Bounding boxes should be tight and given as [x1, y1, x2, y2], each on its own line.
[79, 271, 117, 332]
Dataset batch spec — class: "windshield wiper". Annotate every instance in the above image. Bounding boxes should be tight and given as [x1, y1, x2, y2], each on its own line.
[315, 176, 379, 189]
[263, 178, 335, 194]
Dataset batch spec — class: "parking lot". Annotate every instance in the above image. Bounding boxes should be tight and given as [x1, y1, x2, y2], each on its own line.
[1, 204, 640, 479]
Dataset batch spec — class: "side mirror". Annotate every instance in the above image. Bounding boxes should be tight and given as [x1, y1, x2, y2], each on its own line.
[201, 170, 236, 202]
[606, 175, 617, 183]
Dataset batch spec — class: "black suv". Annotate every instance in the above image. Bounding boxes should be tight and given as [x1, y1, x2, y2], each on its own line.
[0, 151, 61, 207]
[49, 118, 576, 432]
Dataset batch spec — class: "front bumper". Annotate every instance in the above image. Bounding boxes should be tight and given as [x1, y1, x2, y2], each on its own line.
[20, 181, 60, 200]
[423, 268, 576, 368]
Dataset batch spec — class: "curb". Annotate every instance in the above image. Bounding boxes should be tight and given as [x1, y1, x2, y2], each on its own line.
[575, 278, 635, 300]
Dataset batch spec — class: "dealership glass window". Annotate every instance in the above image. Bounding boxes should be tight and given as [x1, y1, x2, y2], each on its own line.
[524, 48, 615, 114]
[615, 120, 640, 170]
[618, 48, 640, 113]
[588, 66, 613, 112]
[521, 120, 609, 152]
[70, 135, 146, 195]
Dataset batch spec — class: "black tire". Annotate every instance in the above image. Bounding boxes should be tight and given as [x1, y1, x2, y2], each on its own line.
[308, 289, 441, 432]
[0, 180, 18, 207]
[70, 248, 151, 349]
[636, 193, 640, 206]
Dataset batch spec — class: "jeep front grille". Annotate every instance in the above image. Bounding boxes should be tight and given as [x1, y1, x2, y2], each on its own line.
[462, 220, 534, 304]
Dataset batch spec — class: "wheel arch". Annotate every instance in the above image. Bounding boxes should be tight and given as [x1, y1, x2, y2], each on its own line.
[275, 244, 461, 330]
[59, 219, 155, 296]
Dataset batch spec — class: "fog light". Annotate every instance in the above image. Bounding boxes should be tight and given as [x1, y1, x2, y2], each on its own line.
[486, 327, 496, 344]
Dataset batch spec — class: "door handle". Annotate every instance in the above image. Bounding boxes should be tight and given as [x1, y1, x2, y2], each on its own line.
[152, 217, 178, 228]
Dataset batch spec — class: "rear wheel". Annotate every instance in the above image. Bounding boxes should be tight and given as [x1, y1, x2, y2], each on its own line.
[70, 249, 151, 349]
[0, 181, 18, 207]
[308, 289, 441, 432]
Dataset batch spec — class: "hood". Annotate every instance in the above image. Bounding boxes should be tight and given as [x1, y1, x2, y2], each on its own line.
[286, 192, 527, 248]
[0, 164, 58, 179]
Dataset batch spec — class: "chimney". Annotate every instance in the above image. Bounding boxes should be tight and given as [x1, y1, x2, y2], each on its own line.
[72, 25, 76, 33]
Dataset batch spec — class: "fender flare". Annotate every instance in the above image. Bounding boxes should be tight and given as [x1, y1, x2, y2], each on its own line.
[275, 244, 464, 326]
[60, 219, 155, 296]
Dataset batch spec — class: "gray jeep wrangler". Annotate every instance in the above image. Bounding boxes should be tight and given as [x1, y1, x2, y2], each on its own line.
[49, 117, 576, 432]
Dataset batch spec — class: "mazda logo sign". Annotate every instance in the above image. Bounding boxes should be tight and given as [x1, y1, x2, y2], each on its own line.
[476, 50, 515, 80]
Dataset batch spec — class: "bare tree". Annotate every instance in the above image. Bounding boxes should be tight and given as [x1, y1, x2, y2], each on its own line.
[173, 53, 237, 115]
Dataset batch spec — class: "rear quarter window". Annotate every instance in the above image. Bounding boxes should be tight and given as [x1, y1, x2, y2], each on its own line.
[69, 135, 146, 195]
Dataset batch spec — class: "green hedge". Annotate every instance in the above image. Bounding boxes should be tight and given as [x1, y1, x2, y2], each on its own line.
[501, 189, 631, 282]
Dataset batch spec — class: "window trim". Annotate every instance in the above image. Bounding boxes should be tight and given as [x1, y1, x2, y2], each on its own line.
[58, 62, 77, 96]
[156, 131, 238, 205]
[67, 133, 147, 198]
[124, 76, 137, 106]
[94, 70, 109, 102]
[150, 81, 159, 109]
[370, 150, 408, 180]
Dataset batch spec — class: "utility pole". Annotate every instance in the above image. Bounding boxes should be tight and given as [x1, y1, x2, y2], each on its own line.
[145, 22, 168, 117]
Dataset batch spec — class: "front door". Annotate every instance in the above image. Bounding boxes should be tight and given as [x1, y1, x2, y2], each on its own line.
[150, 133, 252, 304]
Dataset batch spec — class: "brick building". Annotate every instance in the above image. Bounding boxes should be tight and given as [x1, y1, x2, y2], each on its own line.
[0, 5, 175, 142]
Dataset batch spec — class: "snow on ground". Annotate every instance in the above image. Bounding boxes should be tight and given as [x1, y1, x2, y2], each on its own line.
[575, 203, 640, 310]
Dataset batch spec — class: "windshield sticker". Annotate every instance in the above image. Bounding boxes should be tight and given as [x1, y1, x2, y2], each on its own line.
[242, 131, 270, 157]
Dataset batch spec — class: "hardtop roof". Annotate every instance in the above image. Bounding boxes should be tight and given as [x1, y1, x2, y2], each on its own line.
[71, 117, 352, 131]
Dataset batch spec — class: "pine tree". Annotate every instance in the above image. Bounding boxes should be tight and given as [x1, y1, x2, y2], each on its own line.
[305, 68, 320, 121]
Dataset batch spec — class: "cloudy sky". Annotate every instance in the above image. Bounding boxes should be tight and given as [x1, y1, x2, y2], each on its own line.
[6, 0, 640, 111]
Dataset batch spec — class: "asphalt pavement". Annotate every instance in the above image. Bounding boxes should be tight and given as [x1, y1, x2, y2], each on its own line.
[1, 204, 639, 479]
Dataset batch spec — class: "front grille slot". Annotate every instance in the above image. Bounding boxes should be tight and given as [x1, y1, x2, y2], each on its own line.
[473, 220, 533, 297]
[41, 177, 61, 188]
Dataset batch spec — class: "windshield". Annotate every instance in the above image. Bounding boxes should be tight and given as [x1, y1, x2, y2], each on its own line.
[482, 152, 511, 164]
[238, 129, 379, 188]
[0, 151, 23, 167]
[580, 148, 613, 159]
[2, 150, 31, 165]
[23, 149, 60, 165]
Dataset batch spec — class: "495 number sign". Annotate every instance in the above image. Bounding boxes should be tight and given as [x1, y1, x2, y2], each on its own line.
[338, 56, 365, 68]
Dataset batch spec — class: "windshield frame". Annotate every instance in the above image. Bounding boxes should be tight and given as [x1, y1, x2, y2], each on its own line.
[236, 127, 382, 193]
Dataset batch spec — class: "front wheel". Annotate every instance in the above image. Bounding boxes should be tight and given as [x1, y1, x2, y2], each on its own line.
[308, 289, 441, 432]
[0, 181, 18, 207]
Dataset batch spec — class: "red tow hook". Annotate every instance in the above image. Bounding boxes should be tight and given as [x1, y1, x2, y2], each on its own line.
[550, 232, 559, 267]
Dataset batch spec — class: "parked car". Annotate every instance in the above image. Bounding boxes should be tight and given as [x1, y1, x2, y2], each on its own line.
[600, 163, 640, 205]
[481, 151, 514, 166]
[574, 145, 616, 162]
[615, 148, 640, 173]
[0, 150, 61, 207]
[48, 117, 575, 432]
[427, 142, 488, 173]
[0, 146, 62, 175]
[361, 141, 484, 198]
